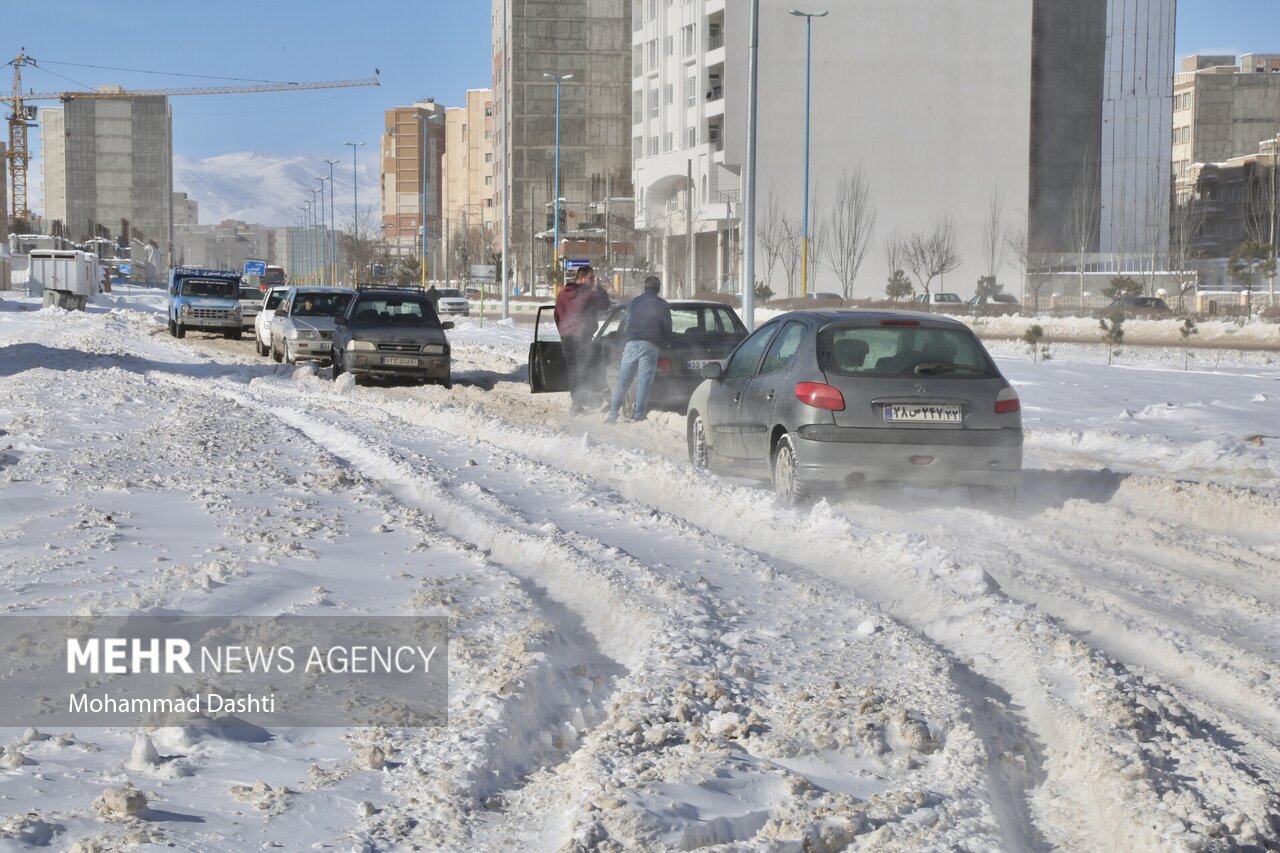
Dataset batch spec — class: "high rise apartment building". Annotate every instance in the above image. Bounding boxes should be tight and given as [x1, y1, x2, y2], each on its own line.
[492, 0, 633, 288]
[381, 100, 447, 273]
[1173, 54, 1280, 190]
[40, 96, 174, 270]
[632, 0, 1174, 298]
[441, 89, 498, 279]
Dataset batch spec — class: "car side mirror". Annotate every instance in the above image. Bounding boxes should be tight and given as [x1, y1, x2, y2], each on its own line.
[441, 321, 455, 330]
[169, 285, 178, 296]
[701, 362, 724, 380]
[334, 315, 346, 325]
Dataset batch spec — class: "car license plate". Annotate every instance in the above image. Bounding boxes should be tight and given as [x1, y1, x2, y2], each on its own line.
[883, 403, 962, 423]
[686, 359, 713, 371]
[383, 356, 419, 367]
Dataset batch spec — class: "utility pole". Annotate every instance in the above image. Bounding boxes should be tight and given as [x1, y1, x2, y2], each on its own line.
[605, 172, 611, 283]
[686, 159, 694, 298]
[500, 0, 511, 318]
[325, 158, 340, 285]
[742, 0, 760, 329]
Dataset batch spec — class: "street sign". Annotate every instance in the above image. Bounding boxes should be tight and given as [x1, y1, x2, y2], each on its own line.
[243, 259, 267, 276]
[563, 258, 590, 273]
[119, 263, 132, 275]
[470, 264, 497, 280]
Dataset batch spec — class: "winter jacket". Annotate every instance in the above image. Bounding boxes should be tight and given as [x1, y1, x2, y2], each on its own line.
[623, 291, 672, 345]
[554, 282, 610, 337]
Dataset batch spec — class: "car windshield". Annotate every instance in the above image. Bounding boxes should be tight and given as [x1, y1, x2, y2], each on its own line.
[817, 324, 995, 378]
[351, 298, 440, 326]
[264, 291, 286, 310]
[934, 293, 962, 303]
[181, 279, 237, 298]
[239, 286, 261, 300]
[669, 306, 747, 336]
[436, 289, 463, 298]
[291, 292, 353, 317]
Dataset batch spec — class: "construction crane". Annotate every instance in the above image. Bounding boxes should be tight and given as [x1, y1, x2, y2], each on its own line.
[3, 52, 380, 223]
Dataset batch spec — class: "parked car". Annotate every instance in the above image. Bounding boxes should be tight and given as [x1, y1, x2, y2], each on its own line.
[167, 267, 242, 339]
[685, 309, 1023, 505]
[331, 289, 454, 386]
[528, 299, 750, 412]
[238, 282, 265, 329]
[269, 287, 355, 365]
[254, 286, 290, 356]
[805, 292, 844, 304]
[967, 292, 1021, 314]
[1107, 295, 1171, 312]
[914, 292, 964, 306]
[430, 287, 471, 317]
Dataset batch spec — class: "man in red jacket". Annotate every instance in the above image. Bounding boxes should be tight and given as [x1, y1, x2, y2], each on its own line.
[554, 265, 611, 413]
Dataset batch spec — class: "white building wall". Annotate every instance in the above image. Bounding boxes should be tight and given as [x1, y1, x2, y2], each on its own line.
[1100, 0, 1176, 260]
[726, 0, 1034, 298]
[41, 110, 67, 225]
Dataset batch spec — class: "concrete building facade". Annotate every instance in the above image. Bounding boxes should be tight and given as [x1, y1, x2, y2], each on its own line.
[624, 0, 1175, 300]
[381, 100, 447, 274]
[492, 0, 634, 288]
[441, 89, 498, 280]
[1173, 54, 1280, 189]
[0, 142, 8, 239]
[40, 96, 174, 273]
[173, 192, 199, 228]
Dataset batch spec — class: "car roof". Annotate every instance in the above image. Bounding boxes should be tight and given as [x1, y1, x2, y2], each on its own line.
[289, 286, 355, 295]
[355, 289, 433, 299]
[765, 308, 972, 328]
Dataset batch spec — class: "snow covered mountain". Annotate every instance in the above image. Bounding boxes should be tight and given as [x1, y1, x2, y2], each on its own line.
[174, 152, 365, 228]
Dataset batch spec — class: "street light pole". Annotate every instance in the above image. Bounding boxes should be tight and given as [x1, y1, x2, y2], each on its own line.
[316, 177, 329, 286]
[742, 0, 761, 330]
[543, 72, 573, 289]
[790, 8, 827, 298]
[345, 142, 365, 283]
[325, 159, 340, 284]
[303, 201, 313, 284]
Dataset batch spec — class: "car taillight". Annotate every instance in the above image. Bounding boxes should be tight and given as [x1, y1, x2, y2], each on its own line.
[795, 382, 845, 411]
[994, 386, 1020, 414]
[657, 358, 672, 374]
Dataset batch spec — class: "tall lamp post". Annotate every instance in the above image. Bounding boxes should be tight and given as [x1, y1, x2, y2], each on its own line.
[316, 177, 329, 285]
[543, 72, 573, 288]
[302, 202, 313, 284]
[345, 141, 365, 284]
[790, 8, 827, 298]
[325, 159, 341, 284]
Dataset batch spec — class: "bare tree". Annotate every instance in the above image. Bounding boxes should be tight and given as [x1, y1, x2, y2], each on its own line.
[884, 229, 905, 278]
[903, 215, 962, 297]
[981, 188, 1008, 282]
[756, 184, 786, 294]
[804, 188, 829, 292]
[1142, 175, 1171, 295]
[1167, 196, 1206, 309]
[1064, 150, 1101, 300]
[779, 211, 803, 298]
[823, 168, 876, 299]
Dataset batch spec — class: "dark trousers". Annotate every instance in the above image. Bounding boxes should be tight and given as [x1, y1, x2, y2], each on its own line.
[561, 335, 598, 409]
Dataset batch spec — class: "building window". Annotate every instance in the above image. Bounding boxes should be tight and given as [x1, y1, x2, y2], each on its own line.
[485, 175, 493, 185]
[649, 136, 659, 156]
[665, 83, 673, 105]
[664, 132, 672, 152]
[485, 153, 492, 163]
[665, 35, 673, 57]
[683, 25, 695, 58]
[650, 87, 659, 116]
[647, 39, 658, 70]
[634, 135, 644, 159]
[687, 127, 696, 147]
[686, 75, 696, 106]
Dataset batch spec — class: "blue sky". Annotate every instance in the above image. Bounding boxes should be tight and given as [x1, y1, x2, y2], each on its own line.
[3, 0, 1277, 164]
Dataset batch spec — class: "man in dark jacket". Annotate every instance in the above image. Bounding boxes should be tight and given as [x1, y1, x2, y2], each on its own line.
[606, 275, 672, 423]
[553, 265, 611, 413]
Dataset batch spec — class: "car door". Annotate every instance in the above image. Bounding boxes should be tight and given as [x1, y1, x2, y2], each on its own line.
[738, 321, 810, 462]
[528, 305, 569, 393]
[706, 322, 780, 459]
[272, 292, 293, 347]
[594, 307, 626, 390]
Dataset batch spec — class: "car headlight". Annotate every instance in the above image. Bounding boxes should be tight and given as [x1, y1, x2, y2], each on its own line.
[420, 344, 447, 355]
[228, 308, 241, 318]
[287, 329, 317, 340]
[180, 304, 192, 316]
[346, 340, 376, 352]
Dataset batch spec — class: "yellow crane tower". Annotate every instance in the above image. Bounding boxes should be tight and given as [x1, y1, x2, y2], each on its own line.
[3, 52, 380, 224]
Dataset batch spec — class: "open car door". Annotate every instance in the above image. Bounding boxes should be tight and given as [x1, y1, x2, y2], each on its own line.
[528, 305, 569, 393]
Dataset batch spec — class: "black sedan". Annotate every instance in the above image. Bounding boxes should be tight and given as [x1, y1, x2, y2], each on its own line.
[331, 289, 454, 387]
[528, 299, 749, 411]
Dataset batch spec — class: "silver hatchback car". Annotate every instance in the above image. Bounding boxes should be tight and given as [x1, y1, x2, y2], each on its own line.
[686, 310, 1022, 504]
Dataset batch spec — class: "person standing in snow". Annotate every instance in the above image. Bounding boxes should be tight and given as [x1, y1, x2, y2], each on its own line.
[606, 275, 671, 423]
[553, 264, 611, 414]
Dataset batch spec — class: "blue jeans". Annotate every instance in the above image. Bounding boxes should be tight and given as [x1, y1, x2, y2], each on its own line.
[609, 340, 659, 419]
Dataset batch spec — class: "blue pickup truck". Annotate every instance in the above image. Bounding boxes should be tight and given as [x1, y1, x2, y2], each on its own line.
[167, 267, 243, 339]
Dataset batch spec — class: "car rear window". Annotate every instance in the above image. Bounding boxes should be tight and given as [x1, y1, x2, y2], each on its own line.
[352, 298, 440, 326]
[239, 286, 261, 300]
[817, 324, 995, 378]
[670, 306, 746, 336]
[291, 292, 353, 317]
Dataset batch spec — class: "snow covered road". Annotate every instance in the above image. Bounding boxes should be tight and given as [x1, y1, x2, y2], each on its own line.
[0, 295, 1278, 850]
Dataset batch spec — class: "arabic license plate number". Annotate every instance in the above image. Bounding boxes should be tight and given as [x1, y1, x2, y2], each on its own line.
[686, 359, 713, 371]
[383, 356, 419, 367]
[883, 403, 961, 423]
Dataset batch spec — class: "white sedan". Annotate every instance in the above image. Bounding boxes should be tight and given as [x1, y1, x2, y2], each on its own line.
[268, 287, 355, 365]
[254, 286, 290, 356]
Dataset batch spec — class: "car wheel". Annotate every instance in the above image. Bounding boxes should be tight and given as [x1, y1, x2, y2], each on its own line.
[256, 336, 268, 356]
[772, 434, 808, 506]
[175, 323, 186, 339]
[229, 329, 242, 341]
[167, 318, 177, 337]
[687, 412, 710, 469]
[271, 341, 282, 363]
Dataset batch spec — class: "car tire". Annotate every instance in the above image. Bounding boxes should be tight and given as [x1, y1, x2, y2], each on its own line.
[271, 341, 282, 363]
[175, 323, 186, 339]
[228, 329, 242, 341]
[687, 412, 710, 470]
[167, 318, 177, 337]
[772, 434, 808, 506]
[256, 336, 268, 356]
[441, 375, 453, 390]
